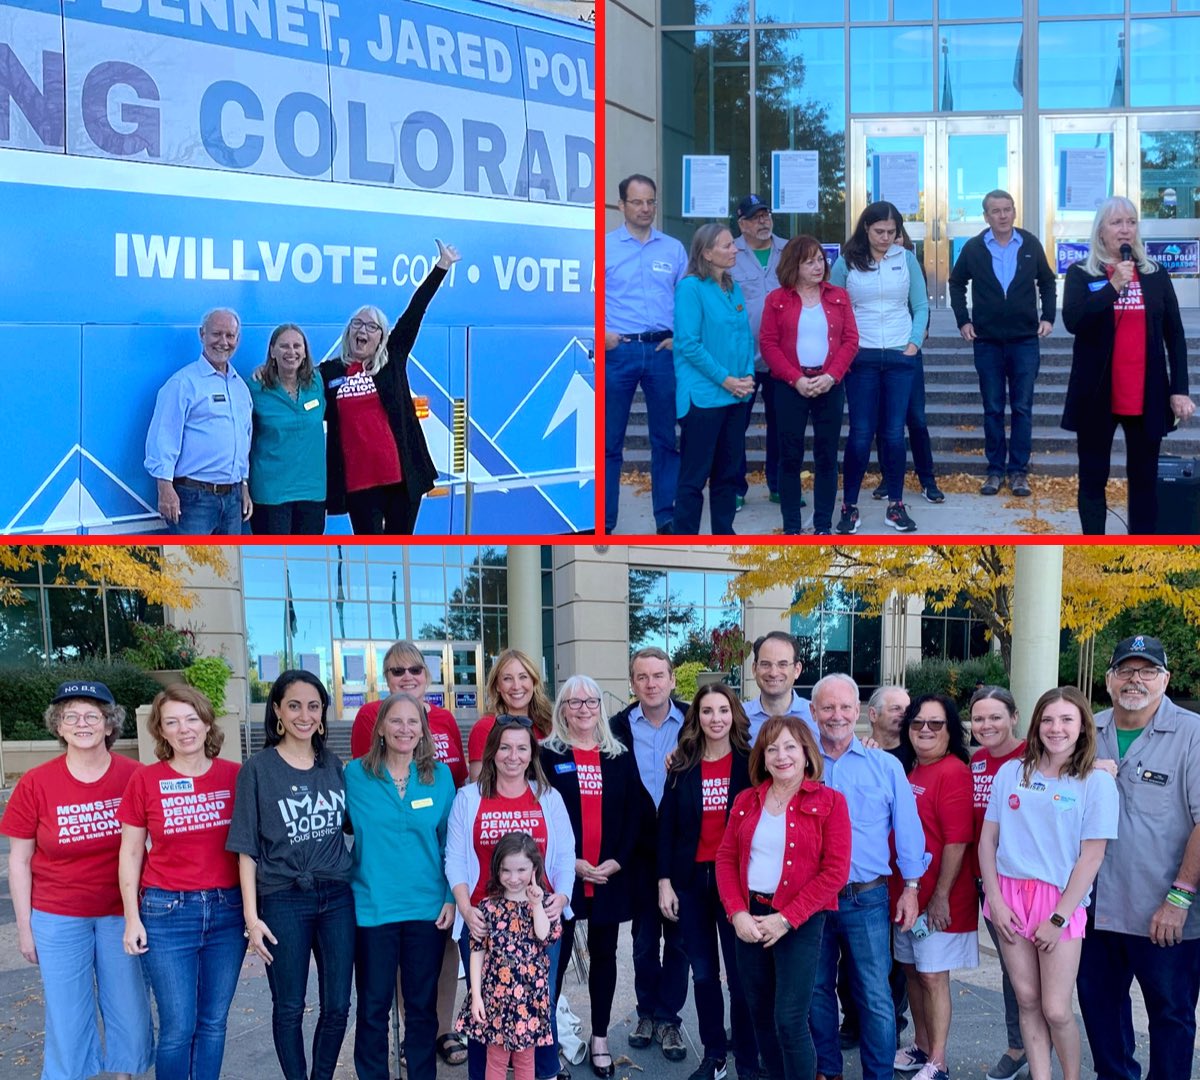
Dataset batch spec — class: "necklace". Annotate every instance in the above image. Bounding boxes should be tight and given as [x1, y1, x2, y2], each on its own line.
[389, 769, 408, 798]
[769, 783, 799, 813]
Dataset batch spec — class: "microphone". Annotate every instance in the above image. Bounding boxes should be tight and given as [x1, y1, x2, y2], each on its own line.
[1118, 243, 1134, 295]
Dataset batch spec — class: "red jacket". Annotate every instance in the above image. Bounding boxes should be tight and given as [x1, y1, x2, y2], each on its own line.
[760, 282, 859, 385]
[715, 778, 852, 929]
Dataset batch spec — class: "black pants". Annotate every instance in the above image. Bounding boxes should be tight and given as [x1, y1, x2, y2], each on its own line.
[673, 403, 745, 535]
[775, 382, 845, 533]
[346, 482, 422, 535]
[556, 912, 621, 1037]
[1076, 414, 1161, 534]
[630, 876, 690, 1026]
[251, 500, 326, 535]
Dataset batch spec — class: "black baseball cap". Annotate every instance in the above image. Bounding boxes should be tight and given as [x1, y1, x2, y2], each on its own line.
[1108, 635, 1168, 670]
[51, 680, 116, 706]
[736, 194, 770, 220]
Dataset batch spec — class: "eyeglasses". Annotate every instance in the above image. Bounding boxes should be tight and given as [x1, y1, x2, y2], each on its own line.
[755, 660, 796, 671]
[623, 198, 657, 209]
[61, 711, 105, 727]
[496, 715, 533, 729]
[911, 718, 947, 731]
[1110, 665, 1164, 681]
[350, 318, 382, 334]
[388, 665, 424, 677]
[565, 697, 601, 710]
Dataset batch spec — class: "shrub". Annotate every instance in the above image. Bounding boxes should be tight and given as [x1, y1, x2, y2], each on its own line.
[0, 660, 164, 741]
[119, 623, 199, 671]
[903, 652, 1008, 708]
[674, 661, 704, 704]
[184, 655, 233, 716]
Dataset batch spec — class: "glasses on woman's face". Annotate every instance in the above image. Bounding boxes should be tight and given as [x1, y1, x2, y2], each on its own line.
[61, 711, 105, 727]
[388, 665, 424, 677]
[565, 697, 601, 711]
[496, 715, 533, 729]
[911, 718, 947, 732]
[350, 318, 382, 334]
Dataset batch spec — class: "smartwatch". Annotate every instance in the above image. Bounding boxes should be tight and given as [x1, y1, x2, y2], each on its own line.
[1049, 913, 1066, 928]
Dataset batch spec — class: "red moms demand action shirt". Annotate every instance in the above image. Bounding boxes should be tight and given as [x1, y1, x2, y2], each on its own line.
[574, 747, 603, 896]
[1107, 265, 1147, 416]
[335, 363, 402, 492]
[0, 754, 138, 917]
[471, 787, 547, 904]
[696, 753, 732, 863]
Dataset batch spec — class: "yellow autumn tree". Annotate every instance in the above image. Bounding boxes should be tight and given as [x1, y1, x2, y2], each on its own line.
[0, 545, 230, 610]
[727, 545, 1200, 671]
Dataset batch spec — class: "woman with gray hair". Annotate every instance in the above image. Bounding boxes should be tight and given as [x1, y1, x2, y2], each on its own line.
[1062, 196, 1193, 534]
[320, 240, 461, 534]
[542, 676, 647, 1078]
[0, 681, 154, 1080]
[672, 222, 756, 535]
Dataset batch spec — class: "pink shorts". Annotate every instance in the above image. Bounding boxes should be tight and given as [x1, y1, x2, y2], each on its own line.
[983, 875, 1087, 942]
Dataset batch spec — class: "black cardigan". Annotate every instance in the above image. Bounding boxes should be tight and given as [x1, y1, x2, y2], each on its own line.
[319, 265, 446, 514]
[948, 228, 1056, 340]
[541, 743, 648, 923]
[1061, 261, 1189, 440]
[656, 749, 753, 890]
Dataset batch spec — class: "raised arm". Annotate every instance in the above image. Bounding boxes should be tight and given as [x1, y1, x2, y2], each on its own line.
[388, 241, 460, 358]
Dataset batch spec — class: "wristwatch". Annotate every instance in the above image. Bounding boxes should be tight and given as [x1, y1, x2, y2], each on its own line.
[904, 879, 920, 890]
[1049, 913, 1066, 928]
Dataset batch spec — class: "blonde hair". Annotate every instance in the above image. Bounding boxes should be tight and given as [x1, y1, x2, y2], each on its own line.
[485, 648, 553, 737]
[1083, 197, 1156, 276]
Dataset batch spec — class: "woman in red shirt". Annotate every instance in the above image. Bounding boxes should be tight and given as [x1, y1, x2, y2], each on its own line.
[0, 681, 153, 1080]
[890, 694, 977, 1080]
[659, 684, 758, 1080]
[467, 648, 554, 781]
[541, 676, 646, 1078]
[118, 685, 243, 1080]
[716, 714, 851, 1080]
[319, 240, 461, 534]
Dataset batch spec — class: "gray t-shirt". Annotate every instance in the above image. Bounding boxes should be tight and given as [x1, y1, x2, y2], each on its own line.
[226, 746, 352, 895]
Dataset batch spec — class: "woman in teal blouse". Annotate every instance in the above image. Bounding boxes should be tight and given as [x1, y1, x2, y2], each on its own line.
[249, 323, 327, 535]
[672, 223, 756, 535]
[345, 691, 455, 1080]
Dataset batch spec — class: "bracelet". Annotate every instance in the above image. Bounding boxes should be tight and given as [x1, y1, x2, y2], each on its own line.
[1165, 889, 1193, 909]
[1172, 880, 1197, 895]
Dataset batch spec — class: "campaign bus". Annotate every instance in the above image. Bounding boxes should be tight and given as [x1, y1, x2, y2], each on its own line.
[0, 0, 595, 534]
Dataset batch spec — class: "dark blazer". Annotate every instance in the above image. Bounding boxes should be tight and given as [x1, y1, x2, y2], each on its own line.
[657, 749, 753, 890]
[948, 227, 1057, 340]
[541, 743, 647, 923]
[319, 265, 446, 514]
[1061, 261, 1189, 440]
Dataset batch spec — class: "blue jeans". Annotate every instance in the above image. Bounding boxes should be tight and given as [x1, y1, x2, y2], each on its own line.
[673, 403, 746, 535]
[876, 363, 935, 487]
[1077, 918, 1200, 1080]
[29, 909, 154, 1080]
[842, 348, 919, 505]
[169, 483, 246, 535]
[973, 336, 1040, 475]
[809, 884, 897, 1080]
[604, 339, 679, 530]
[260, 879, 356, 1080]
[139, 887, 247, 1080]
[676, 865, 758, 1068]
[774, 380, 845, 532]
[738, 371, 780, 496]
[631, 868, 690, 1027]
[460, 928, 562, 1080]
[356, 919, 445, 1080]
[736, 899, 823, 1080]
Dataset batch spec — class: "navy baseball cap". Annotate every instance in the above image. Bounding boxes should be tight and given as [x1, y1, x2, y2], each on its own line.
[1108, 635, 1168, 670]
[51, 680, 116, 706]
[736, 194, 770, 220]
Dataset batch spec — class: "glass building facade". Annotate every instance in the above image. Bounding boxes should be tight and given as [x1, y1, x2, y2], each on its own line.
[657, 0, 1200, 305]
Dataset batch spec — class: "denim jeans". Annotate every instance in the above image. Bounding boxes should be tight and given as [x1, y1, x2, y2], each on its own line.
[631, 877, 690, 1026]
[460, 929, 562, 1080]
[738, 371, 780, 497]
[1077, 919, 1200, 1080]
[676, 864, 758, 1068]
[673, 403, 746, 535]
[875, 362, 935, 487]
[1076, 415, 1162, 535]
[355, 919, 445, 1080]
[140, 887, 247, 1080]
[809, 884, 897, 1080]
[842, 348, 919, 505]
[604, 339, 679, 530]
[29, 909, 155, 1080]
[735, 899, 823, 1080]
[260, 879, 356, 1080]
[973, 336, 1040, 475]
[169, 484, 246, 535]
[774, 381, 845, 532]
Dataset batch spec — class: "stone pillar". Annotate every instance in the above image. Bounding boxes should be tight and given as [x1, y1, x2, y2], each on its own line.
[507, 545, 545, 677]
[1010, 546, 1064, 732]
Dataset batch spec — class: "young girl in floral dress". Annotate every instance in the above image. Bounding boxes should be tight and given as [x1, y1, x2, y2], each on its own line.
[458, 832, 562, 1080]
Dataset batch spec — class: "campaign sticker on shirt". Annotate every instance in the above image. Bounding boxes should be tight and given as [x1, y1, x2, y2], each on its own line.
[411, 797, 434, 809]
[554, 762, 577, 774]
[1008, 793, 1021, 809]
[1028, 781, 1047, 792]
[159, 777, 195, 795]
[971, 760, 987, 773]
[304, 399, 320, 410]
[1088, 281, 1108, 292]
[1051, 793, 1077, 811]
[1140, 769, 1169, 786]
[212, 393, 227, 402]
[652, 261, 674, 273]
[327, 377, 346, 389]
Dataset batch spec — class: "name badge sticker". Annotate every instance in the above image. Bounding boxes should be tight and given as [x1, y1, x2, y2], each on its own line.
[159, 777, 194, 795]
[212, 393, 227, 402]
[1140, 769, 1169, 786]
[651, 260, 674, 273]
[554, 762, 577, 774]
[304, 399, 320, 411]
[327, 377, 346, 389]
[411, 797, 434, 809]
[1088, 280, 1108, 292]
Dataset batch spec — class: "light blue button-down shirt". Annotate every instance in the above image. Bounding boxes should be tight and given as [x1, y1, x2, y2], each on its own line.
[628, 701, 686, 808]
[604, 224, 687, 335]
[744, 690, 817, 745]
[145, 357, 253, 485]
[820, 736, 929, 883]
[984, 228, 1023, 295]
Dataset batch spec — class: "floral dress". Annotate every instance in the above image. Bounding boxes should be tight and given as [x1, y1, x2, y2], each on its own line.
[456, 896, 562, 1050]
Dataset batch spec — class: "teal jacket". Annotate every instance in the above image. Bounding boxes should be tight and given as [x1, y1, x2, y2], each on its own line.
[248, 375, 326, 505]
[672, 275, 755, 419]
[345, 757, 454, 927]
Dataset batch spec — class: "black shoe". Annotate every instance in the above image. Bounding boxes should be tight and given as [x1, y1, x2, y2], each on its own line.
[688, 1057, 727, 1080]
[838, 1025, 859, 1050]
[659, 1024, 687, 1062]
[835, 504, 860, 535]
[885, 501, 918, 532]
[656, 521, 674, 535]
[921, 482, 945, 503]
[558, 1067, 573, 1080]
[590, 1039, 615, 1079]
[871, 482, 887, 500]
[629, 1017, 655, 1049]
[1009, 473, 1031, 497]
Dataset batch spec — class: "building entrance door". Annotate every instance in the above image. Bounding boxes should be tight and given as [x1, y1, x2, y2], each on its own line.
[849, 117, 1022, 307]
[331, 639, 484, 725]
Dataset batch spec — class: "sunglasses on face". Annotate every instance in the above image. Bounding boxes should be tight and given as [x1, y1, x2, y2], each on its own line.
[496, 715, 533, 729]
[388, 665, 425, 677]
[911, 718, 947, 731]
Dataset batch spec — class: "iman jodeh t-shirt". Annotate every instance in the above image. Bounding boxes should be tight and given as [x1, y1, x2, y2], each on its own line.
[335, 362, 402, 492]
[117, 758, 240, 890]
[470, 786, 547, 904]
[969, 742, 1026, 878]
[572, 747, 603, 896]
[1108, 264, 1147, 416]
[985, 759, 1119, 900]
[696, 753, 733, 863]
[225, 747, 352, 896]
[0, 753, 138, 917]
[349, 699, 468, 787]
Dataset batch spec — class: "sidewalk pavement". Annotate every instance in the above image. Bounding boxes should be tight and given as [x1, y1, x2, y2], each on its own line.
[0, 832, 1194, 1080]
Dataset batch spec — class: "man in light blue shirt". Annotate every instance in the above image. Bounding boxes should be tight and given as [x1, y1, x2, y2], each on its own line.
[742, 630, 817, 744]
[604, 175, 687, 534]
[145, 308, 253, 534]
[807, 673, 928, 1080]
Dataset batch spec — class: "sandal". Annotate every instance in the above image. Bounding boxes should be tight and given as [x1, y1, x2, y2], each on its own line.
[437, 1032, 469, 1067]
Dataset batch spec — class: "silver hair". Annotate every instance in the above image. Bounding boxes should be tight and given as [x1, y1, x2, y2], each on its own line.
[1083, 196, 1156, 277]
[340, 305, 391, 376]
[200, 307, 241, 333]
[545, 674, 627, 757]
[811, 672, 860, 705]
[868, 684, 906, 714]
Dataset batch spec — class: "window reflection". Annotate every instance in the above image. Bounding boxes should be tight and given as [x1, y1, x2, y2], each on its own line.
[661, 0, 749, 25]
[940, 24, 1023, 113]
[1131, 17, 1200, 109]
[940, 0, 1020, 15]
[894, 0, 932, 18]
[0, 587, 44, 662]
[1039, 20, 1124, 109]
[1140, 130, 1200, 221]
[850, 25, 934, 114]
[850, 0, 888, 19]
[1039, 0, 1121, 12]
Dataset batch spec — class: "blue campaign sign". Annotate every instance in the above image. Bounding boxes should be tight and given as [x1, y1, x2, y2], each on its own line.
[1146, 240, 1200, 274]
[1056, 241, 1091, 274]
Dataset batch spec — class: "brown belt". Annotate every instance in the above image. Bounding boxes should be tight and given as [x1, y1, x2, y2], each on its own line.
[838, 875, 886, 898]
[174, 476, 237, 495]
